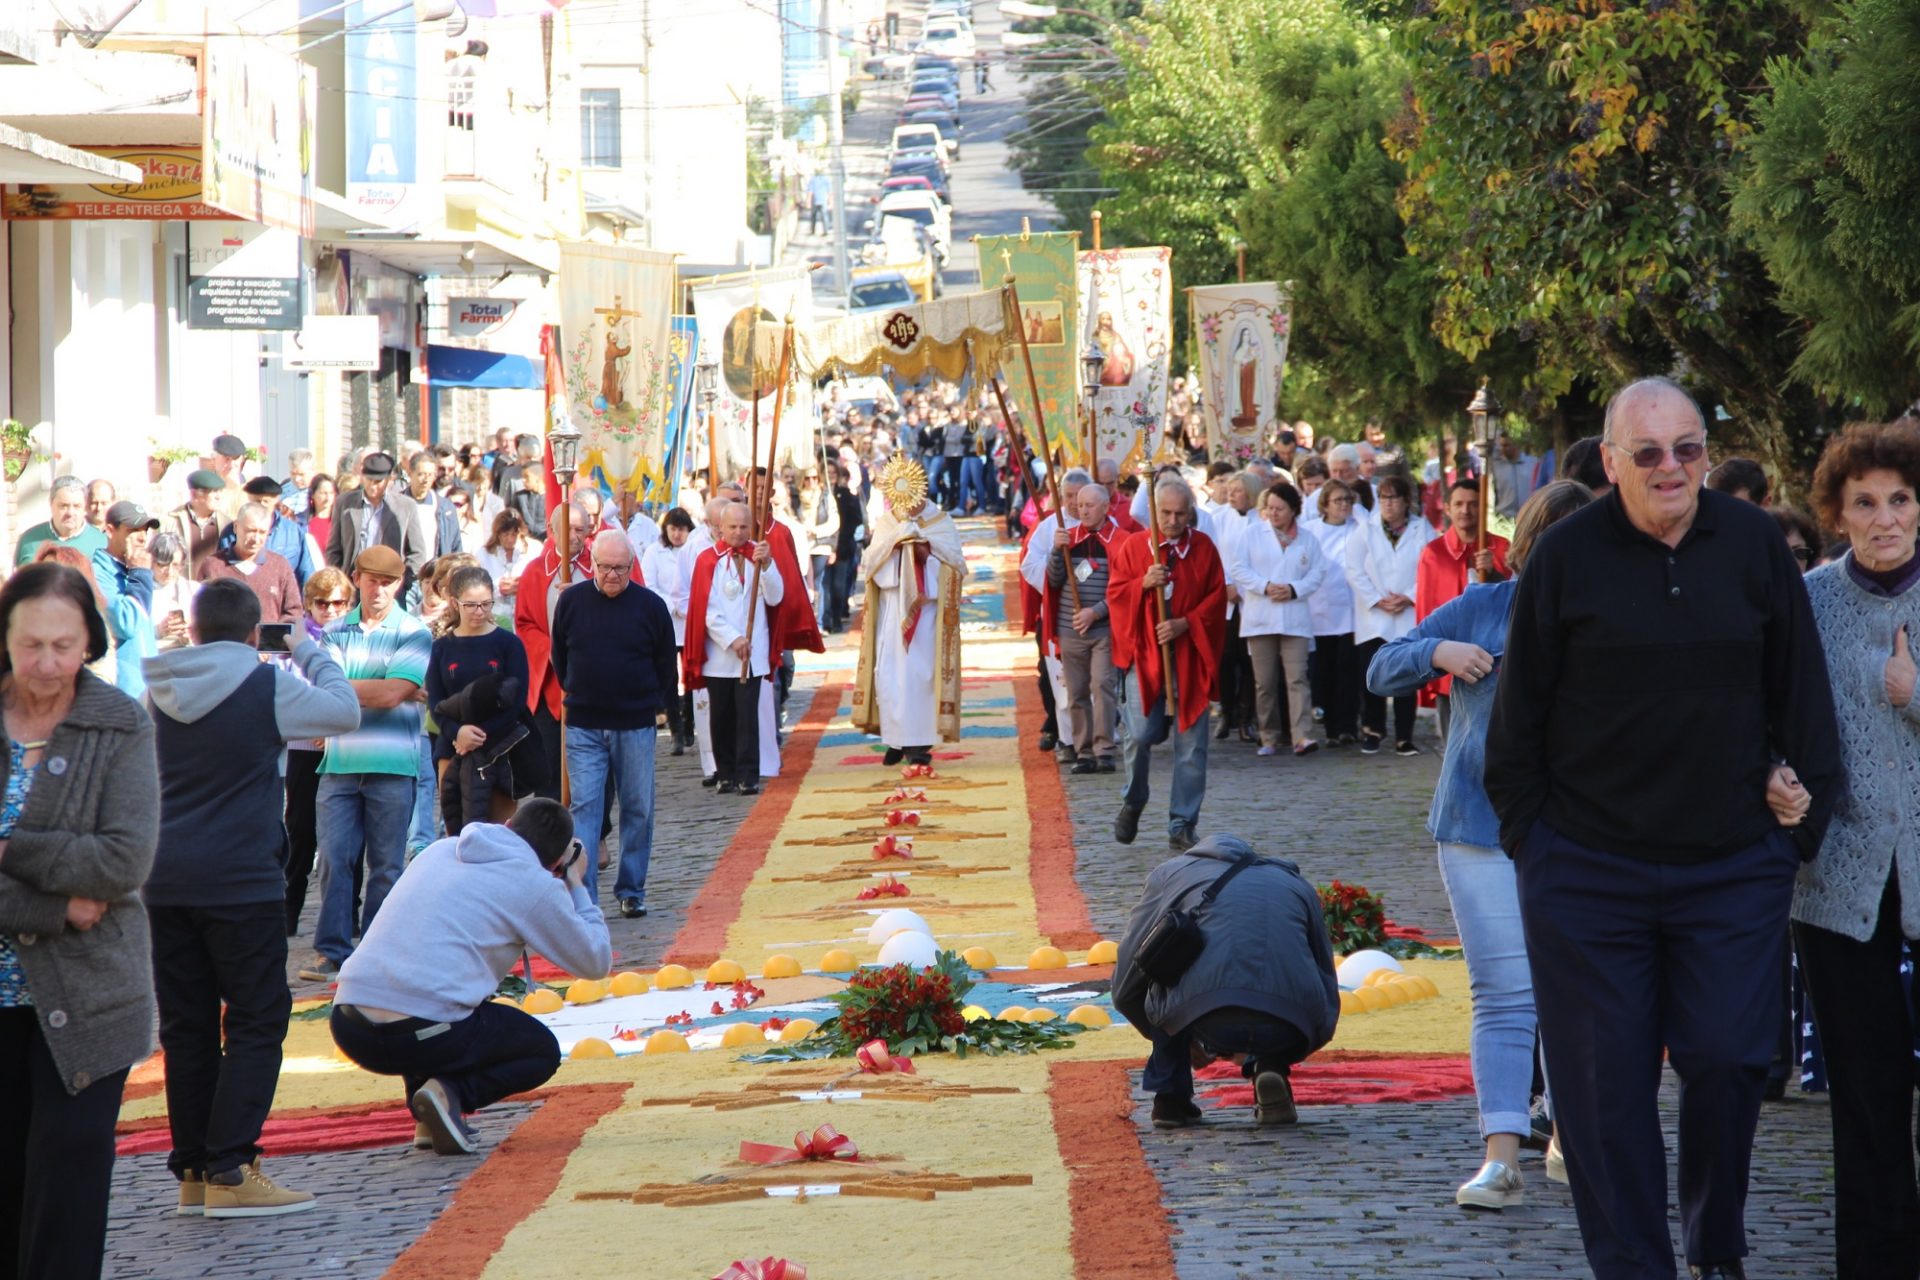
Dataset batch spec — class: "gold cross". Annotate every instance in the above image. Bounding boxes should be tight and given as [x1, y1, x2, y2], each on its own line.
[594, 295, 643, 322]
[999, 246, 1015, 282]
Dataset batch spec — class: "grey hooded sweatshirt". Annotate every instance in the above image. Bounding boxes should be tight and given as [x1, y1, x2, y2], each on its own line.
[1112, 834, 1341, 1049]
[142, 638, 359, 906]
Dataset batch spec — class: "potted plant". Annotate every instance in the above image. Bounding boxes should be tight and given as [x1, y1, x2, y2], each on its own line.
[147, 439, 198, 485]
[1, 419, 39, 485]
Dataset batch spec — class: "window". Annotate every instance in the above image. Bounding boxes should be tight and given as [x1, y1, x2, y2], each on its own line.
[580, 89, 622, 169]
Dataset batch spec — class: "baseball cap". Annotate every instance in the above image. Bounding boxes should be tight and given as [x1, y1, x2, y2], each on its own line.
[242, 475, 283, 498]
[360, 451, 396, 477]
[211, 434, 247, 459]
[105, 500, 160, 531]
[187, 468, 225, 492]
[354, 545, 405, 579]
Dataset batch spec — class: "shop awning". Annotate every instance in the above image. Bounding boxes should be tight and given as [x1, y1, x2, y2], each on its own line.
[425, 344, 543, 390]
[0, 122, 140, 184]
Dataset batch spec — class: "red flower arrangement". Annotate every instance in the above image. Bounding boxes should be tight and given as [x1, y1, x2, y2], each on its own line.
[856, 875, 911, 901]
[872, 835, 914, 860]
[885, 809, 921, 827]
[1317, 880, 1388, 955]
[834, 955, 967, 1048]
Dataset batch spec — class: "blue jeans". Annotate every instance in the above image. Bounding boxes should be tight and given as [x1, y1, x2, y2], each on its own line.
[811, 553, 831, 627]
[1141, 1008, 1310, 1099]
[313, 772, 416, 964]
[1120, 668, 1208, 835]
[564, 724, 656, 905]
[959, 455, 989, 512]
[1437, 841, 1536, 1139]
[405, 734, 435, 857]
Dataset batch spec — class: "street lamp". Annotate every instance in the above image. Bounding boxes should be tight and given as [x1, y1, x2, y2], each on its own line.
[548, 418, 583, 489]
[695, 348, 721, 492]
[1080, 342, 1106, 468]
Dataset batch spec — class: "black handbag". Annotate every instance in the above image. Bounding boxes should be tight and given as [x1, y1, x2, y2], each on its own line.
[1132, 851, 1259, 987]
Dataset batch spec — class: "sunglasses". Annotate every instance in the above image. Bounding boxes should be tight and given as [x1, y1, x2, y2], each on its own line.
[1608, 439, 1707, 469]
[313, 597, 352, 608]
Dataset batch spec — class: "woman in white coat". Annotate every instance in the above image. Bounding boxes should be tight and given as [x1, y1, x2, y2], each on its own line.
[1307, 479, 1361, 745]
[1232, 481, 1329, 757]
[639, 507, 699, 755]
[1345, 473, 1431, 755]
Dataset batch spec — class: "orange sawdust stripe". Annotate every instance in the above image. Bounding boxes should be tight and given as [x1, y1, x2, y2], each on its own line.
[1014, 672, 1100, 949]
[1049, 1058, 1177, 1280]
[383, 1082, 629, 1280]
[663, 677, 845, 969]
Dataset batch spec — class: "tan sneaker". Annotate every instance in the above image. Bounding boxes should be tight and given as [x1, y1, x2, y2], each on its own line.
[203, 1161, 317, 1218]
[176, 1171, 205, 1217]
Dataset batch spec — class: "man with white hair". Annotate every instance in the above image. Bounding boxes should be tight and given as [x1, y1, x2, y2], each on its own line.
[1109, 474, 1228, 851]
[686, 491, 783, 786]
[1021, 467, 1091, 760]
[1045, 482, 1124, 772]
[684, 502, 784, 795]
[549, 530, 678, 918]
[1327, 445, 1372, 519]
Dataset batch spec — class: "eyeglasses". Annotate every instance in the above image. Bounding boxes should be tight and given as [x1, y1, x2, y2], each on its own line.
[1789, 545, 1815, 565]
[1607, 439, 1707, 469]
[591, 562, 630, 576]
[457, 599, 496, 611]
[313, 597, 352, 609]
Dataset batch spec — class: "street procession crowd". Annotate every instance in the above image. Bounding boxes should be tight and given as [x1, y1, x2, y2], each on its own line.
[1, 368, 1918, 1280]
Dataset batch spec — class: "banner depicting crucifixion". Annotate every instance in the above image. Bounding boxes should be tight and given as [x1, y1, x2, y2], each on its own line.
[1077, 245, 1172, 473]
[1190, 281, 1292, 467]
[556, 242, 677, 498]
[975, 230, 1082, 466]
[688, 266, 815, 479]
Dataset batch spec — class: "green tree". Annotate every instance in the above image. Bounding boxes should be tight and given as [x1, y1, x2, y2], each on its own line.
[1004, 1, 1142, 234]
[1389, 0, 1836, 476]
[1733, 0, 1920, 416]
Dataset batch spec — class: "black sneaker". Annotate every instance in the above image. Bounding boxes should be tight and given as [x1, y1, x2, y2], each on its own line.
[738, 782, 761, 796]
[1359, 734, 1382, 755]
[1151, 1094, 1205, 1130]
[1070, 757, 1098, 775]
[1253, 1070, 1298, 1125]
[883, 748, 905, 766]
[717, 779, 738, 794]
[670, 740, 686, 757]
[1169, 826, 1197, 853]
[1098, 756, 1116, 773]
[1037, 731, 1058, 752]
[1114, 803, 1142, 845]
[620, 898, 647, 919]
[701, 774, 718, 788]
[906, 748, 933, 766]
[1396, 741, 1419, 757]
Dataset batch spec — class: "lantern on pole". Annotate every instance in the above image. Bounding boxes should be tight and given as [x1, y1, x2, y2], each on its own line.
[1465, 379, 1501, 580]
[1079, 341, 1107, 469]
[695, 348, 720, 491]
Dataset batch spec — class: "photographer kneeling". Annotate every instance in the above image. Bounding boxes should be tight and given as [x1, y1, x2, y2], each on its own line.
[330, 798, 610, 1155]
[1113, 833, 1341, 1129]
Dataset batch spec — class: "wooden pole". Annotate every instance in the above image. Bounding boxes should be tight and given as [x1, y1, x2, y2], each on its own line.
[1004, 275, 1066, 468]
[1236, 244, 1247, 283]
[989, 372, 1078, 613]
[1091, 209, 1102, 252]
[1138, 466, 1178, 719]
[744, 319, 795, 653]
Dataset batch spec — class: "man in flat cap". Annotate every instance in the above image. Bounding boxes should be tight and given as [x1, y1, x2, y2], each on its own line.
[214, 475, 320, 587]
[167, 469, 230, 577]
[94, 499, 163, 698]
[326, 451, 429, 591]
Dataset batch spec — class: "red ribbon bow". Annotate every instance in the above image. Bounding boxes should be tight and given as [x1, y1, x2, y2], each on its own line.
[855, 1038, 916, 1075]
[871, 835, 914, 860]
[901, 763, 937, 779]
[885, 809, 921, 827]
[713, 1259, 807, 1280]
[739, 1125, 859, 1166]
[856, 875, 911, 901]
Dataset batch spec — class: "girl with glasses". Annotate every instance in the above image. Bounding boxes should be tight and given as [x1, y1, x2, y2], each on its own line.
[286, 568, 356, 934]
[425, 566, 531, 834]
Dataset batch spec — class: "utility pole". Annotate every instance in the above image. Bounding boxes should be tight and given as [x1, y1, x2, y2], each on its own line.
[823, 0, 851, 297]
[641, 0, 655, 243]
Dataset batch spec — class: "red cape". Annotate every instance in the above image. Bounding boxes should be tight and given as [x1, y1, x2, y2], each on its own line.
[683, 543, 780, 690]
[1018, 522, 1044, 635]
[1414, 526, 1509, 698]
[514, 543, 642, 717]
[764, 520, 824, 654]
[1039, 516, 1125, 659]
[1111, 507, 1143, 535]
[1109, 528, 1228, 732]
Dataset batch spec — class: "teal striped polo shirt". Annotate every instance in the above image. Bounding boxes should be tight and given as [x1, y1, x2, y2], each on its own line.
[319, 606, 432, 777]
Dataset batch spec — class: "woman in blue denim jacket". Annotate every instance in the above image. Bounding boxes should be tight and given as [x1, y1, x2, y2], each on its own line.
[1367, 479, 1593, 1211]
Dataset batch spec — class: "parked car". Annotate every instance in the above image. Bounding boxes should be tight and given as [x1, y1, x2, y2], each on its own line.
[900, 109, 961, 156]
[870, 190, 951, 263]
[840, 375, 899, 423]
[872, 172, 950, 207]
[891, 121, 957, 164]
[920, 19, 975, 60]
[889, 146, 950, 177]
[905, 86, 960, 112]
[849, 269, 922, 316]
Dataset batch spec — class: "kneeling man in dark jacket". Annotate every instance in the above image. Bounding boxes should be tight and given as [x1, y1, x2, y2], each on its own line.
[1113, 834, 1340, 1129]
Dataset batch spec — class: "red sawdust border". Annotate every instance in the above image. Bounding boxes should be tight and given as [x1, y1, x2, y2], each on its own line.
[1048, 1058, 1177, 1280]
[663, 678, 845, 968]
[383, 1082, 629, 1280]
[1014, 672, 1100, 949]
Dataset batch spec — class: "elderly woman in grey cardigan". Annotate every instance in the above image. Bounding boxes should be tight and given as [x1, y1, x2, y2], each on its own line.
[1792, 421, 1920, 1280]
[0, 562, 159, 1279]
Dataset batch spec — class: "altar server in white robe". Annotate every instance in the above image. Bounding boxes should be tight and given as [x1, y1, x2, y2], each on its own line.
[853, 461, 965, 764]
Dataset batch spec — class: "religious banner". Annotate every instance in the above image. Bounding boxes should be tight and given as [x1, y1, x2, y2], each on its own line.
[974, 230, 1081, 465]
[556, 242, 678, 499]
[1190, 282, 1292, 466]
[1078, 245, 1172, 472]
[689, 267, 815, 477]
[794, 287, 1017, 384]
[663, 315, 699, 504]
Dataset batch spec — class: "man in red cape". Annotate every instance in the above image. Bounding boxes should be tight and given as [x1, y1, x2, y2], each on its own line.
[1108, 472, 1227, 852]
[682, 501, 783, 794]
[747, 468, 824, 656]
[1041, 482, 1126, 773]
[1414, 477, 1508, 738]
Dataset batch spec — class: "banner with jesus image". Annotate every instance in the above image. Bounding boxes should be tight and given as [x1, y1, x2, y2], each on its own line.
[1077, 245, 1172, 473]
[557, 243, 677, 498]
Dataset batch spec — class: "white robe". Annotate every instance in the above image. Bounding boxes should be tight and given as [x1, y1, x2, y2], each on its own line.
[861, 507, 964, 750]
[689, 537, 783, 778]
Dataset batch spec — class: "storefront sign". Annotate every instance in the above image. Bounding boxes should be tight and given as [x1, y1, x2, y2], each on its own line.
[187, 223, 302, 330]
[202, 40, 317, 236]
[345, 0, 419, 223]
[285, 315, 380, 371]
[447, 296, 518, 338]
[1, 146, 237, 221]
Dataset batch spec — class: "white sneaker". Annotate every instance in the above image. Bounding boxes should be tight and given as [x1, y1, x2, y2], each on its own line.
[1456, 1160, 1523, 1210]
[1545, 1135, 1568, 1184]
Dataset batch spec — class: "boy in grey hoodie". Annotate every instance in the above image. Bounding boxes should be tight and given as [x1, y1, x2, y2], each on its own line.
[331, 799, 610, 1156]
[142, 579, 361, 1218]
